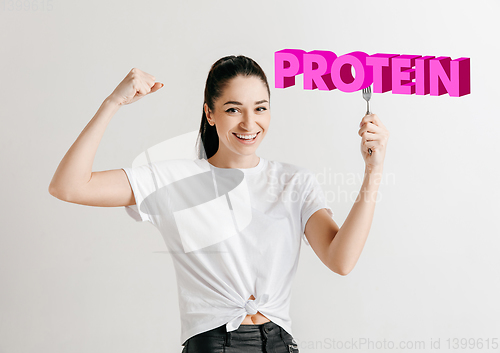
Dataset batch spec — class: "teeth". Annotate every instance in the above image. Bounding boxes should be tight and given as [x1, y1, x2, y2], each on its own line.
[236, 133, 257, 140]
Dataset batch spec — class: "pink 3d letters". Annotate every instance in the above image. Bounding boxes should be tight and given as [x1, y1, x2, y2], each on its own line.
[274, 49, 471, 97]
[275, 49, 306, 89]
[365, 53, 399, 93]
[331, 51, 373, 92]
[303, 50, 337, 90]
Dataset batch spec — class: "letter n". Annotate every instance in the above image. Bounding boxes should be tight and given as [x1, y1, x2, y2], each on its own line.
[430, 57, 471, 97]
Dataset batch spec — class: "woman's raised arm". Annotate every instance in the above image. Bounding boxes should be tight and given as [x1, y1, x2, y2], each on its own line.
[48, 68, 163, 207]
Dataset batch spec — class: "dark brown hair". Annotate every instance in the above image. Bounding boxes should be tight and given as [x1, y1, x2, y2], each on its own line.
[196, 55, 270, 159]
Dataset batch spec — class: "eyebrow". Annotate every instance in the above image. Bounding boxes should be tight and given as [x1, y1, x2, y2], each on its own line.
[223, 100, 269, 106]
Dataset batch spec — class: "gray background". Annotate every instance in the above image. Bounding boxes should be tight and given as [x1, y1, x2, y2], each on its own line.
[1, 0, 499, 352]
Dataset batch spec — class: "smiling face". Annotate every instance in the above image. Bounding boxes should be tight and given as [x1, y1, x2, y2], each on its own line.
[204, 75, 270, 168]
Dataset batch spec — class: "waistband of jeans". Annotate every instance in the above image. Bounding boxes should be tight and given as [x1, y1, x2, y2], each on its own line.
[205, 320, 282, 335]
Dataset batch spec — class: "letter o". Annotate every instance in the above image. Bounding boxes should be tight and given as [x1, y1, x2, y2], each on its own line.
[331, 51, 373, 92]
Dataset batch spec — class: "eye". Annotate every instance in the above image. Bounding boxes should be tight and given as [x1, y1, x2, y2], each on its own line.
[256, 107, 267, 112]
[225, 107, 238, 113]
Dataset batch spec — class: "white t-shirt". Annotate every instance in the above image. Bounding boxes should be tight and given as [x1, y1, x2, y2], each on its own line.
[121, 157, 334, 346]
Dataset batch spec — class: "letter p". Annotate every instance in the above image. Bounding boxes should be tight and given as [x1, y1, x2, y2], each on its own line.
[275, 49, 306, 89]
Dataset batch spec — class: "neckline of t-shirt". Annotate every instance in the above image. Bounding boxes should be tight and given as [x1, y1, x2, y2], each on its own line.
[199, 157, 267, 175]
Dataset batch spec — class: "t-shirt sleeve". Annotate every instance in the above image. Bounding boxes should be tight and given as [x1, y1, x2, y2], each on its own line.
[300, 171, 334, 247]
[121, 163, 160, 225]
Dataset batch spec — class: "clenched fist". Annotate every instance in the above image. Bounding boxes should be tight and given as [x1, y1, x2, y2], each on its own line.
[108, 68, 163, 106]
[358, 113, 390, 172]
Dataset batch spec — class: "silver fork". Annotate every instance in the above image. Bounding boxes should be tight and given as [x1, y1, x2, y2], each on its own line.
[362, 86, 373, 156]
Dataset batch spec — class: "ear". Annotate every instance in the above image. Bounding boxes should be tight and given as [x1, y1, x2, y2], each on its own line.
[204, 103, 213, 126]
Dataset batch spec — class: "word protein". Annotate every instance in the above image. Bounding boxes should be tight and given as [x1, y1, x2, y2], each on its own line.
[275, 49, 470, 97]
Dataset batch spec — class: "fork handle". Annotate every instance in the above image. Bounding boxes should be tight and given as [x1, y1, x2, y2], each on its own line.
[365, 101, 372, 156]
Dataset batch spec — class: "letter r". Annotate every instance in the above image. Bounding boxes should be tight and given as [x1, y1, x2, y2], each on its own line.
[303, 50, 337, 90]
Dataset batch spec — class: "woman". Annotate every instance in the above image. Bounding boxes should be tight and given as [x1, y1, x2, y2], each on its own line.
[49, 55, 389, 353]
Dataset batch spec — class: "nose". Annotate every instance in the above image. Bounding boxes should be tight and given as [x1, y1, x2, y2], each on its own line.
[239, 110, 259, 131]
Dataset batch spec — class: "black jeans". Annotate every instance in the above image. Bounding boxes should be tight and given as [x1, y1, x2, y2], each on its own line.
[181, 321, 299, 353]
